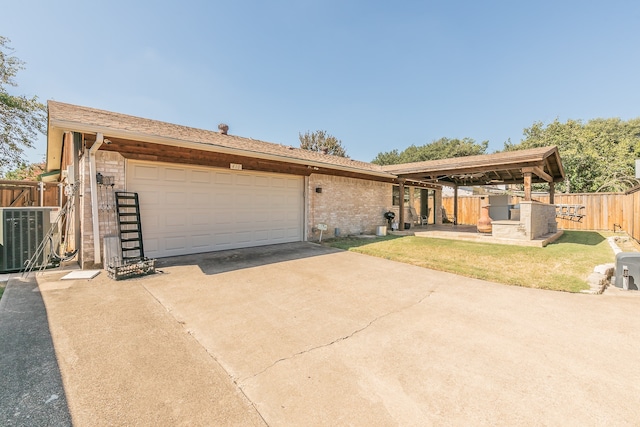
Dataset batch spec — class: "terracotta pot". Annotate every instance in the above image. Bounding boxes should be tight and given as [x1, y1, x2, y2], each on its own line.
[477, 205, 493, 233]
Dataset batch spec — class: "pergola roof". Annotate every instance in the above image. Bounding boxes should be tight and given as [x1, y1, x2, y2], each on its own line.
[382, 146, 565, 186]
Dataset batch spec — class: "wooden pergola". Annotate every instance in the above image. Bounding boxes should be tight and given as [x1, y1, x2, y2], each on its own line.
[383, 146, 565, 230]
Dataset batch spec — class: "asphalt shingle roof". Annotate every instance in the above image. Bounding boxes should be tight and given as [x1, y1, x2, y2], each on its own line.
[48, 101, 392, 177]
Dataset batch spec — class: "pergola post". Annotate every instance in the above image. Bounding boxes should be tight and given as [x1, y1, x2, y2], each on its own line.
[549, 181, 555, 205]
[453, 185, 458, 225]
[524, 172, 532, 201]
[398, 179, 405, 231]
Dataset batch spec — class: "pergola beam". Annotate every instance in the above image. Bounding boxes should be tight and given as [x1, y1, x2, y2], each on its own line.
[522, 166, 553, 183]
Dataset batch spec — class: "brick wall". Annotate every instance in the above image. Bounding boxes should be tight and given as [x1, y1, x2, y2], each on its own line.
[308, 174, 392, 239]
[79, 150, 126, 267]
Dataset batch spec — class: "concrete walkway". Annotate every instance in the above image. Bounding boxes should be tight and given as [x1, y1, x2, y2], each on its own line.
[18, 243, 640, 425]
[0, 275, 72, 426]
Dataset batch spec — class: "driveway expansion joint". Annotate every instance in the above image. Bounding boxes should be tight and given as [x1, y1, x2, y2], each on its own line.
[238, 288, 438, 385]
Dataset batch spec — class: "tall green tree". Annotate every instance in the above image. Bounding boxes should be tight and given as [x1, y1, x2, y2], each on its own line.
[504, 118, 640, 193]
[0, 36, 46, 175]
[371, 137, 488, 165]
[299, 130, 348, 157]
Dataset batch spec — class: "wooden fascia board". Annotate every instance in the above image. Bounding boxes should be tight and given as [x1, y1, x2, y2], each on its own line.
[393, 160, 547, 178]
[399, 180, 440, 189]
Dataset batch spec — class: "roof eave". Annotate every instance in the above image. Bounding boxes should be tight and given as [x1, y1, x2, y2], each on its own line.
[48, 119, 396, 180]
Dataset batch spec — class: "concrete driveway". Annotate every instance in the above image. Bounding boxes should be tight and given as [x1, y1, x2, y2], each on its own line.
[34, 242, 640, 425]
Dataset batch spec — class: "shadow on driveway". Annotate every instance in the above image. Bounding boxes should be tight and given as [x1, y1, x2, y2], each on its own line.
[155, 241, 341, 275]
[0, 275, 72, 426]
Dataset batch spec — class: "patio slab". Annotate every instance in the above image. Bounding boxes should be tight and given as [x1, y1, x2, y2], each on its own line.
[399, 224, 564, 247]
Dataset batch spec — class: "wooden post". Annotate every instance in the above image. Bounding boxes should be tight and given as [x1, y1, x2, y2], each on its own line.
[549, 181, 555, 205]
[524, 172, 532, 201]
[453, 185, 458, 225]
[398, 179, 405, 231]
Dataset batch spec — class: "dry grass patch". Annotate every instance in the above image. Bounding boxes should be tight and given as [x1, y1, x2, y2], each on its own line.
[325, 231, 614, 292]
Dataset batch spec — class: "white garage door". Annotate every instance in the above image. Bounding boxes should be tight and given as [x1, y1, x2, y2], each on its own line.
[126, 161, 304, 258]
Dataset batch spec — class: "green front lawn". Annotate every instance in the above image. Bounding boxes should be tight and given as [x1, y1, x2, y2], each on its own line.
[325, 231, 614, 292]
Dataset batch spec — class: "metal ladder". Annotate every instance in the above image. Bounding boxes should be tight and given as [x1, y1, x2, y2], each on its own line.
[114, 192, 145, 263]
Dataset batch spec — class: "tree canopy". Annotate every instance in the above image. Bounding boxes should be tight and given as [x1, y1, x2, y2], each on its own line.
[299, 130, 348, 157]
[504, 118, 640, 193]
[371, 137, 488, 165]
[0, 36, 46, 176]
[3, 160, 45, 180]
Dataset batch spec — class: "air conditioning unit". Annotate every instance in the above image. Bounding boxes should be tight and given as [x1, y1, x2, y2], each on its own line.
[0, 208, 53, 273]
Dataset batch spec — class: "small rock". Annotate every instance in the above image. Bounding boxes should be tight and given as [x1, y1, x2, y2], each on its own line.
[594, 263, 615, 275]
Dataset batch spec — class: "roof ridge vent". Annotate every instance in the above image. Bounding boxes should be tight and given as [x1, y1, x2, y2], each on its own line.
[218, 123, 229, 135]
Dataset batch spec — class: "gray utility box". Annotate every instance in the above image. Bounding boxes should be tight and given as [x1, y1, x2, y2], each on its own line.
[614, 252, 640, 290]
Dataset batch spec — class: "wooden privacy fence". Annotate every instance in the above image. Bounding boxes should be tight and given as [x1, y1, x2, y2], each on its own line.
[443, 190, 640, 241]
[0, 180, 61, 207]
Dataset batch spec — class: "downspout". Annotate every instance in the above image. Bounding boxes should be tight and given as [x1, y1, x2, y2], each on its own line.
[39, 181, 44, 206]
[89, 133, 104, 265]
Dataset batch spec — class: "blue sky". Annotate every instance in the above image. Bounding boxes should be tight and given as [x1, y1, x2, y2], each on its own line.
[4, 0, 640, 164]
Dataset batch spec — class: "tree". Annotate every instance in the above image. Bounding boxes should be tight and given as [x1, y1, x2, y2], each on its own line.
[3, 160, 46, 180]
[299, 130, 348, 157]
[0, 36, 46, 175]
[504, 118, 640, 193]
[371, 137, 488, 165]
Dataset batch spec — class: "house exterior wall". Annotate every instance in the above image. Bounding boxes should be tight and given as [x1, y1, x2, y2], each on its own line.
[77, 154, 406, 265]
[79, 150, 126, 268]
[307, 174, 392, 239]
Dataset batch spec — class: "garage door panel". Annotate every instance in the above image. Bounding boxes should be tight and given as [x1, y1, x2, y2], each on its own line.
[236, 174, 253, 186]
[192, 213, 211, 226]
[190, 192, 211, 206]
[191, 170, 211, 183]
[143, 237, 160, 252]
[141, 190, 160, 205]
[192, 234, 213, 248]
[255, 176, 269, 187]
[166, 192, 187, 205]
[271, 178, 285, 188]
[166, 216, 187, 227]
[127, 161, 303, 258]
[165, 167, 187, 182]
[254, 230, 270, 242]
[132, 164, 159, 180]
[236, 211, 253, 224]
[236, 231, 253, 244]
[165, 235, 187, 251]
[214, 192, 233, 206]
[215, 172, 233, 185]
[270, 229, 286, 239]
